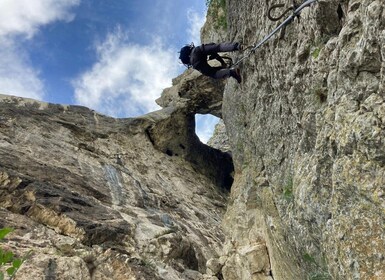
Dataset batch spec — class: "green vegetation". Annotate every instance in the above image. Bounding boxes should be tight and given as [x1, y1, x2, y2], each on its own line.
[311, 47, 321, 59]
[309, 273, 332, 280]
[311, 34, 332, 60]
[303, 253, 332, 280]
[206, 0, 228, 30]
[0, 228, 29, 280]
[283, 178, 294, 200]
[303, 253, 317, 265]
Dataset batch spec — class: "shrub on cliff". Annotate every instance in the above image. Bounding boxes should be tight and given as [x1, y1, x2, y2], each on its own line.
[0, 228, 28, 280]
[206, 0, 227, 29]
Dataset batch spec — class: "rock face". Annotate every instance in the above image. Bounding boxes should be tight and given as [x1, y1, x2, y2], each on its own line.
[208, 0, 384, 280]
[156, 69, 225, 118]
[1, 0, 384, 279]
[0, 93, 232, 279]
[207, 121, 231, 154]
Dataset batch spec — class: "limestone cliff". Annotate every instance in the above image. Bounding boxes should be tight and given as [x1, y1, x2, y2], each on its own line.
[0, 87, 232, 279]
[1, 0, 384, 280]
[204, 0, 384, 280]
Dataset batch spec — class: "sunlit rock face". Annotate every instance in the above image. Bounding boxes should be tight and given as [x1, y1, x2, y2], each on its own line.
[155, 69, 234, 190]
[0, 94, 231, 280]
[204, 0, 384, 279]
[1, 0, 384, 279]
[156, 69, 226, 118]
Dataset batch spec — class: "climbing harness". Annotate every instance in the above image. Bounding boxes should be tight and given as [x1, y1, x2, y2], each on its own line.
[208, 53, 233, 67]
[232, 0, 318, 67]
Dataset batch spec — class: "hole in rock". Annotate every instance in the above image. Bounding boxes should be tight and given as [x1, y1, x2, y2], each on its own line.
[166, 149, 173, 156]
[337, 3, 344, 20]
[195, 114, 220, 143]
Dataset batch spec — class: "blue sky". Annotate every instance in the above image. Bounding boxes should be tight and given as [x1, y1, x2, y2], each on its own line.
[0, 0, 219, 142]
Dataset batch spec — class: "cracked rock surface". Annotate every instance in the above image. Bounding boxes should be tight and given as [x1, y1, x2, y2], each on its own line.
[208, 0, 385, 279]
[0, 94, 230, 280]
[1, 0, 384, 279]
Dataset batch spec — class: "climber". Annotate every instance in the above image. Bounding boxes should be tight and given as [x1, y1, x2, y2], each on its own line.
[179, 42, 243, 84]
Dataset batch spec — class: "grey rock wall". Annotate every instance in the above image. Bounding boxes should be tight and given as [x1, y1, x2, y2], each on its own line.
[1, 0, 384, 279]
[0, 94, 230, 280]
[212, 0, 385, 279]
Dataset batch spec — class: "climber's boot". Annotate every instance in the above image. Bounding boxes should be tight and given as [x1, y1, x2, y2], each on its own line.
[230, 68, 242, 84]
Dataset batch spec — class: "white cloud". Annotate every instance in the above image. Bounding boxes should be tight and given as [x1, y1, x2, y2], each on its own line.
[73, 30, 180, 117]
[0, 39, 45, 99]
[187, 9, 206, 44]
[0, 0, 79, 100]
[0, 0, 80, 38]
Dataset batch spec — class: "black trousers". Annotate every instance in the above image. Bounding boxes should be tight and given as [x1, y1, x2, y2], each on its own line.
[190, 43, 238, 79]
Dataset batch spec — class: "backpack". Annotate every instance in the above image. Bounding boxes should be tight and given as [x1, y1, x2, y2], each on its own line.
[179, 43, 194, 67]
